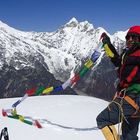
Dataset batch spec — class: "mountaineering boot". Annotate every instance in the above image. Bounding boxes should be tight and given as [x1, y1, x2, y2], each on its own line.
[101, 125, 118, 140]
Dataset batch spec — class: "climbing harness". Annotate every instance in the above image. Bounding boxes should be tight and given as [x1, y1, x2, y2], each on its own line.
[114, 89, 140, 117]
[109, 88, 140, 139]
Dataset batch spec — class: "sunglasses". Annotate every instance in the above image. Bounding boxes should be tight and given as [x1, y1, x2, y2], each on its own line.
[125, 33, 140, 41]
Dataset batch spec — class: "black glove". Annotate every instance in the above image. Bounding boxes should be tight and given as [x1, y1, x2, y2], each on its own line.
[100, 32, 111, 45]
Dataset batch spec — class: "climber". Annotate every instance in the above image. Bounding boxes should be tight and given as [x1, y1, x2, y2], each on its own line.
[96, 26, 140, 140]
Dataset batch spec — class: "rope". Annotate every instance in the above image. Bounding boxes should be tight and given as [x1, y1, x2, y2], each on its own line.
[108, 95, 129, 140]
[38, 119, 99, 131]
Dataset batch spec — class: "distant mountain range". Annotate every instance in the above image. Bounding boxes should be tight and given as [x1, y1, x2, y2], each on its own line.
[0, 17, 127, 100]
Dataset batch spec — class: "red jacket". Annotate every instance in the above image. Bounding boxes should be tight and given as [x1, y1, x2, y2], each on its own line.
[108, 44, 140, 91]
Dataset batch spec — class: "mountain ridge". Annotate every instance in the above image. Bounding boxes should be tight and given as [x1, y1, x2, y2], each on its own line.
[0, 18, 127, 99]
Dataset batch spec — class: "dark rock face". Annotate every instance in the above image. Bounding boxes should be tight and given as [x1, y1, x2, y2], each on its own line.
[0, 55, 117, 100]
[74, 56, 118, 101]
[0, 61, 77, 98]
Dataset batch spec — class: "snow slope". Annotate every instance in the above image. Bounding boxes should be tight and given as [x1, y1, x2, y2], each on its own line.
[0, 95, 139, 140]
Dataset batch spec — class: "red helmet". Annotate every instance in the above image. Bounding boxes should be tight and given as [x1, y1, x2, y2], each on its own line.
[126, 26, 140, 48]
[127, 26, 140, 35]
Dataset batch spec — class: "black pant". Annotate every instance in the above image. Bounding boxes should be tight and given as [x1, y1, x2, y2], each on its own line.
[96, 93, 140, 140]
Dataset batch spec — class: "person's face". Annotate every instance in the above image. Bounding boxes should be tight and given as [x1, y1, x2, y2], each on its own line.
[126, 33, 140, 48]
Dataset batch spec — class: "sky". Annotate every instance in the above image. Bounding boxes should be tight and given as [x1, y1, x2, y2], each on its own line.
[0, 95, 108, 140]
[0, 0, 140, 34]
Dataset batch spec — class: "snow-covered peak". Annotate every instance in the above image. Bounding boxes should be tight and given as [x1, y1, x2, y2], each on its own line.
[95, 27, 108, 40]
[67, 17, 78, 24]
[112, 31, 127, 41]
[0, 20, 14, 30]
[0, 20, 28, 37]
[65, 18, 95, 33]
[77, 21, 94, 33]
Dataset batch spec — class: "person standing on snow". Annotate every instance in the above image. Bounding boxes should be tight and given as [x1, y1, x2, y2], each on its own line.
[96, 26, 140, 140]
